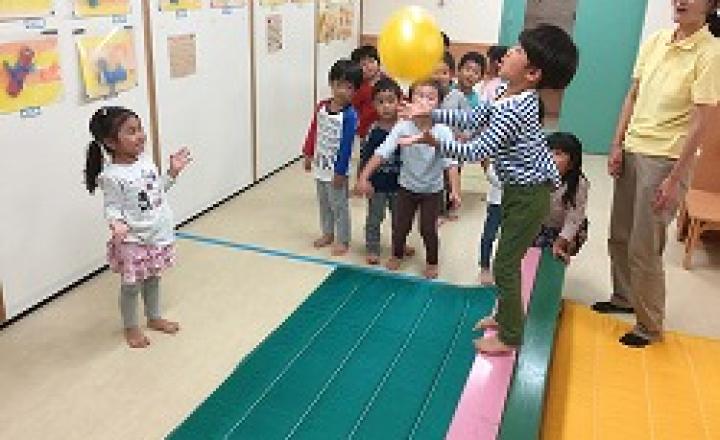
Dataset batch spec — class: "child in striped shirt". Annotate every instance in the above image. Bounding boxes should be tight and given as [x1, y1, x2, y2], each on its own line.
[401, 25, 579, 354]
[303, 59, 363, 256]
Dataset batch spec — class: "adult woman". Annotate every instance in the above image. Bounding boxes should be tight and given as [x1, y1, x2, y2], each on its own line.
[592, 0, 720, 348]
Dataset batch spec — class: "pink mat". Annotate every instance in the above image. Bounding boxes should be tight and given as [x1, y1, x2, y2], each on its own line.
[445, 247, 542, 440]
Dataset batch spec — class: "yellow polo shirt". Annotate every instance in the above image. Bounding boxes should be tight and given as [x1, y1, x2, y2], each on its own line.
[624, 26, 720, 158]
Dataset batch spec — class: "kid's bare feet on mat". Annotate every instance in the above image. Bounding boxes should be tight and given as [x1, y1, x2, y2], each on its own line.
[474, 316, 499, 331]
[474, 334, 515, 355]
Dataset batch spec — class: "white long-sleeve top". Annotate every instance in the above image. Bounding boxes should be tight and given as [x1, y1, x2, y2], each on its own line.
[99, 155, 175, 245]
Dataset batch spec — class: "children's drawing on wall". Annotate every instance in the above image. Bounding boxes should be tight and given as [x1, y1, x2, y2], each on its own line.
[259, 0, 287, 7]
[159, 0, 202, 12]
[266, 13, 283, 53]
[77, 29, 138, 100]
[74, 0, 131, 17]
[318, 0, 354, 44]
[210, 0, 246, 8]
[168, 34, 196, 79]
[0, 0, 54, 19]
[0, 37, 62, 114]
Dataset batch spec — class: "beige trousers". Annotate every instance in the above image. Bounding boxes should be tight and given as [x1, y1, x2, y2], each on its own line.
[608, 152, 687, 340]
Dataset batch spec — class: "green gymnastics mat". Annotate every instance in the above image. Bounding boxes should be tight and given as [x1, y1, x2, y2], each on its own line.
[168, 267, 496, 439]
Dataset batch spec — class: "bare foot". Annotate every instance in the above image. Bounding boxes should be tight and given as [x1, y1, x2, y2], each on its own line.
[331, 244, 349, 256]
[474, 334, 515, 355]
[385, 257, 401, 271]
[423, 264, 439, 279]
[366, 254, 380, 265]
[403, 246, 416, 257]
[313, 235, 333, 248]
[478, 268, 494, 286]
[437, 217, 447, 228]
[473, 316, 498, 331]
[148, 318, 180, 334]
[124, 327, 150, 348]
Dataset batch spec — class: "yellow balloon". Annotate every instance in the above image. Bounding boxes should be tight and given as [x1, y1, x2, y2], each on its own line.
[378, 6, 444, 82]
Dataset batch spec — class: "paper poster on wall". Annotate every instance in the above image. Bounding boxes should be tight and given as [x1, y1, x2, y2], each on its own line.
[159, 0, 202, 12]
[73, 0, 131, 17]
[266, 14, 283, 54]
[210, 0, 246, 8]
[318, 0, 354, 44]
[0, 0, 53, 19]
[0, 36, 62, 114]
[168, 34, 196, 79]
[259, 0, 286, 7]
[77, 28, 138, 100]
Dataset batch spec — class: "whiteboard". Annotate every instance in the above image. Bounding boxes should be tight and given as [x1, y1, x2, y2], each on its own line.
[147, 0, 253, 223]
[315, 0, 361, 102]
[0, 0, 153, 319]
[254, 1, 316, 178]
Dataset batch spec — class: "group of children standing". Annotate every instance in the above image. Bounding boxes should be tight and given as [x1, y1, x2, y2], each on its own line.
[303, 25, 589, 354]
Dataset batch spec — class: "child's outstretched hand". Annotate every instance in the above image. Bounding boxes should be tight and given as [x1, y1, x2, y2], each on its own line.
[552, 238, 571, 264]
[110, 220, 129, 242]
[353, 178, 374, 198]
[303, 156, 312, 172]
[398, 100, 433, 120]
[169, 148, 192, 178]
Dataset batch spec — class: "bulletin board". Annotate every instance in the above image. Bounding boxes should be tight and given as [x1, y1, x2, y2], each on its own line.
[0, 0, 153, 319]
[254, 0, 316, 178]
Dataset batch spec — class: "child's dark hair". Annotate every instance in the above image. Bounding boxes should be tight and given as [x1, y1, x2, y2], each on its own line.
[409, 78, 447, 103]
[350, 45, 379, 63]
[372, 76, 403, 100]
[441, 51, 456, 73]
[329, 58, 363, 89]
[519, 24, 578, 89]
[441, 31, 450, 49]
[486, 45, 509, 64]
[459, 51, 486, 75]
[708, 1, 719, 37]
[84, 106, 138, 194]
[546, 131, 585, 208]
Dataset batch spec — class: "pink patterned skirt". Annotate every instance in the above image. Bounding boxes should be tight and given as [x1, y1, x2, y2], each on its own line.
[107, 241, 176, 285]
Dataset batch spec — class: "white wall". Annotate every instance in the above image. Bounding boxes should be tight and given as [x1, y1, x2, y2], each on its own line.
[641, 1, 674, 42]
[148, 1, 253, 223]
[254, 1, 316, 177]
[0, 0, 152, 318]
[362, 0, 502, 44]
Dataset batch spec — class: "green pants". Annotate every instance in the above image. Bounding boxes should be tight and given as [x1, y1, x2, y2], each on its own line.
[494, 184, 551, 346]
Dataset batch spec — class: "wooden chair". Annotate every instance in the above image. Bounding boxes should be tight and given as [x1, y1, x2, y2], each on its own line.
[680, 122, 720, 269]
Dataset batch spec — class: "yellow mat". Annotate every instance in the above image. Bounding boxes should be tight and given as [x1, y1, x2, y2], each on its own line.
[542, 301, 720, 440]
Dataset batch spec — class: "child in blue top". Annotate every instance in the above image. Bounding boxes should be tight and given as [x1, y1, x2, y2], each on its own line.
[402, 25, 579, 354]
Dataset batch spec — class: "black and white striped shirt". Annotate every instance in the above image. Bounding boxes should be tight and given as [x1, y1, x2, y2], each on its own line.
[432, 86, 560, 187]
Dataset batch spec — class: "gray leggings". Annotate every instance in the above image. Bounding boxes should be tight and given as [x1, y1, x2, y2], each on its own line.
[120, 277, 161, 329]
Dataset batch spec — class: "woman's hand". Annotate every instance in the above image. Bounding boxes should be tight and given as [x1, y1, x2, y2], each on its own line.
[607, 144, 623, 178]
[653, 175, 681, 213]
